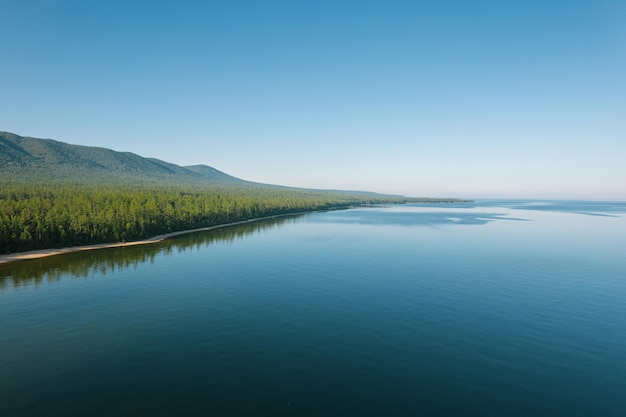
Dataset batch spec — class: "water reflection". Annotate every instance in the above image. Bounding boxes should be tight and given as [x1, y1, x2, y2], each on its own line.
[4, 200, 623, 290]
[409, 201, 626, 217]
[478, 200, 626, 217]
[321, 208, 528, 226]
[0, 214, 304, 291]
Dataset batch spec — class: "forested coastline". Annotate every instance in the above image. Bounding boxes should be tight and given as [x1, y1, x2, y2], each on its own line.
[1, 132, 470, 255]
[1, 181, 461, 255]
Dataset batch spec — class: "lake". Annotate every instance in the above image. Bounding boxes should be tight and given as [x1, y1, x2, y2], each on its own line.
[1, 201, 625, 416]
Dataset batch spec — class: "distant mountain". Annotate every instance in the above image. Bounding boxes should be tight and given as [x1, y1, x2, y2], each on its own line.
[1, 131, 462, 201]
[184, 164, 252, 185]
[0, 131, 259, 186]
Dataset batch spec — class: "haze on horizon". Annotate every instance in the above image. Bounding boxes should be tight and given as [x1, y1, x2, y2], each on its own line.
[1, 1, 624, 199]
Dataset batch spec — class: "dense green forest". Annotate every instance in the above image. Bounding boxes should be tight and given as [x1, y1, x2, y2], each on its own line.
[1, 181, 458, 254]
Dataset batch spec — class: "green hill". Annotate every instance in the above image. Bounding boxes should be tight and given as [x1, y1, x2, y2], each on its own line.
[0, 131, 254, 186]
[183, 164, 253, 185]
[0, 131, 471, 203]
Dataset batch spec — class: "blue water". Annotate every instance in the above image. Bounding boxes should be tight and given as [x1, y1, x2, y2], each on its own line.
[1, 201, 625, 416]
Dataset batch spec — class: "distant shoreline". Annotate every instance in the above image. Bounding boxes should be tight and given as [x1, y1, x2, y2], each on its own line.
[0, 201, 473, 266]
[0, 212, 306, 266]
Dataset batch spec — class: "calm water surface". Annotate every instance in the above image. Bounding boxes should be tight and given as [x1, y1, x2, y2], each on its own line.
[1, 201, 625, 416]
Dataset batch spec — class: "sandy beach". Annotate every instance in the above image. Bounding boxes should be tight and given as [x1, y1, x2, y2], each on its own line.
[0, 214, 296, 265]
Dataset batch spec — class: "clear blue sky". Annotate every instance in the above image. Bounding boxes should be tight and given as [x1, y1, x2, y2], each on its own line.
[2, 0, 625, 199]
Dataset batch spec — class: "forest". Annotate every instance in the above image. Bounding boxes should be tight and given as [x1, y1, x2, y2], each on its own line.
[0, 181, 424, 254]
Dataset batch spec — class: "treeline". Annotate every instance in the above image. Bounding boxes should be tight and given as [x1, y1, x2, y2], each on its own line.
[0, 182, 405, 254]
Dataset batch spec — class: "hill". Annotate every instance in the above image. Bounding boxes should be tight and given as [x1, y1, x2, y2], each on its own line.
[0, 131, 255, 186]
[0, 131, 473, 203]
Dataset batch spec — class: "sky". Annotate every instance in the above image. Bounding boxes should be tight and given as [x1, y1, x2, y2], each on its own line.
[1, 0, 625, 199]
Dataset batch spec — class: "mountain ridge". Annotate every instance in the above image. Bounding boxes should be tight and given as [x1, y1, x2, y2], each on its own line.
[0, 131, 412, 198]
[0, 131, 267, 187]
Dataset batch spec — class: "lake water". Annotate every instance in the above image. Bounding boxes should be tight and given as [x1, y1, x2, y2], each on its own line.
[1, 201, 625, 416]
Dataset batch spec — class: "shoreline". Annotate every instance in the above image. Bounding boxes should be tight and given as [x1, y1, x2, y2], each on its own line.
[0, 212, 305, 266]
